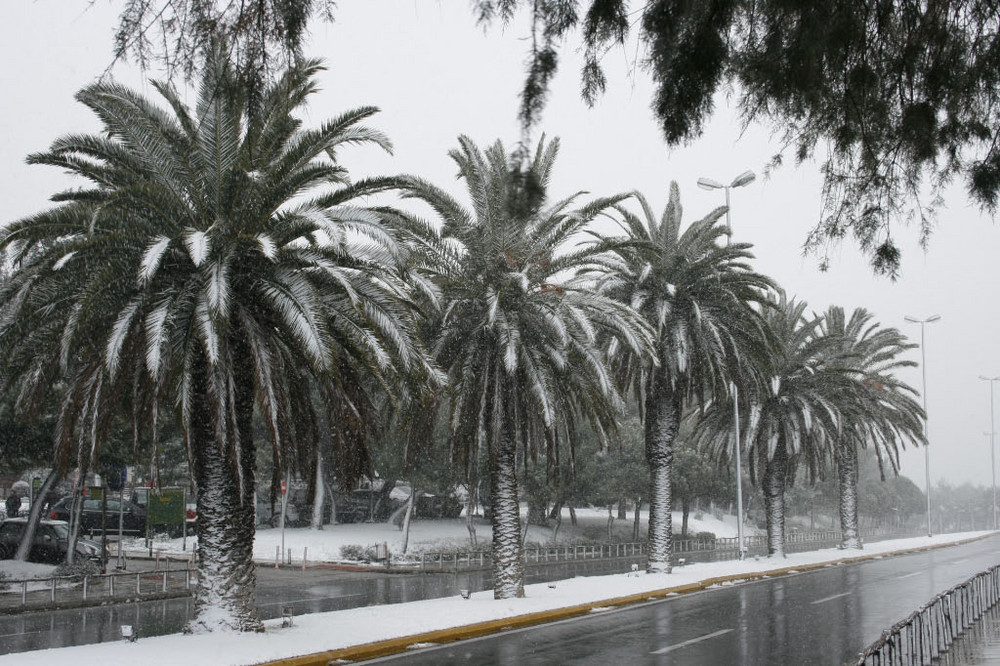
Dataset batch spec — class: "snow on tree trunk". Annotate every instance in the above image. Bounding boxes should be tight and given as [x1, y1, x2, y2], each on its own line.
[466, 485, 478, 547]
[838, 440, 861, 549]
[763, 440, 789, 558]
[187, 354, 262, 633]
[401, 487, 416, 554]
[66, 490, 85, 565]
[15, 468, 61, 561]
[645, 371, 680, 574]
[489, 420, 524, 599]
[311, 452, 324, 530]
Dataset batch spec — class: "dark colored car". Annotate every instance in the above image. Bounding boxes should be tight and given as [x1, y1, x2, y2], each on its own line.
[48, 497, 146, 535]
[0, 518, 105, 564]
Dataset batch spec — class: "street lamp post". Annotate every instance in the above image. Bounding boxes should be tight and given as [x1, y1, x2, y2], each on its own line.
[697, 171, 756, 245]
[904, 314, 941, 537]
[698, 171, 756, 558]
[979, 375, 1000, 530]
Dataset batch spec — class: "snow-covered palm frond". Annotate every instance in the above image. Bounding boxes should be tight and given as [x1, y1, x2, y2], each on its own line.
[184, 229, 210, 267]
[144, 299, 171, 378]
[53, 252, 76, 271]
[255, 234, 277, 260]
[140, 236, 172, 283]
[106, 298, 141, 378]
[194, 299, 219, 364]
[206, 259, 230, 315]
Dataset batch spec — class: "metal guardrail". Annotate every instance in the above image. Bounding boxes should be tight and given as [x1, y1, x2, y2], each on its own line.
[0, 566, 197, 611]
[855, 564, 1000, 665]
[417, 526, 907, 571]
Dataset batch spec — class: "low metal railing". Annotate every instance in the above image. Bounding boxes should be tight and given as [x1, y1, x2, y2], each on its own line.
[417, 526, 907, 571]
[855, 564, 1000, 665]
[1, 566, 197, 611]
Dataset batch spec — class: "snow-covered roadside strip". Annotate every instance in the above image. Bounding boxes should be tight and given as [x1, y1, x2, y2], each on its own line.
[0, 532, 994, 666]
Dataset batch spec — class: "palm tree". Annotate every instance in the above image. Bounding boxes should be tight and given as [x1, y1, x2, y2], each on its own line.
[740, 293, 847, 557]
[591, 183, 774, 572]
[0, 50, 421, 631]
[394, 136, 652, 598]
[820, 307, 925, 549]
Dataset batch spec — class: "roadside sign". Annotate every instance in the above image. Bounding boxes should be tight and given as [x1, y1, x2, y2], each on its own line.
[281, 480, 287, 495]
[88, 486, 103, 500]
[147, 488, 185, 526]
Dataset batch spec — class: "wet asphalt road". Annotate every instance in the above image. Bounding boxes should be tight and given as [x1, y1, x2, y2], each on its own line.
[363, 536, 1000, 666]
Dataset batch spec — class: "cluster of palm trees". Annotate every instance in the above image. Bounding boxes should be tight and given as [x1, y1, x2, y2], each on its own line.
[0, 50, 925, 632]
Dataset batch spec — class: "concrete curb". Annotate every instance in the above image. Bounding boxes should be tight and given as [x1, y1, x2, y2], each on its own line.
[255, 533, 993, 666]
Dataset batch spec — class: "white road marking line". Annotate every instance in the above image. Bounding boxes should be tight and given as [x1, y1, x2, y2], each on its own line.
[896, 572, 922, 580]
[811, 591, 852, 605]
[651, 628, 734, 654]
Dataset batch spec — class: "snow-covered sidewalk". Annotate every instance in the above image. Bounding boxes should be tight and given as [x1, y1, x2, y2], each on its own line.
[1, 531, 993, 666]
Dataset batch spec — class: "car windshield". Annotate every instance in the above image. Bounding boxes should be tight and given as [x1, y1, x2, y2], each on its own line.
[48, 523, 69, 539]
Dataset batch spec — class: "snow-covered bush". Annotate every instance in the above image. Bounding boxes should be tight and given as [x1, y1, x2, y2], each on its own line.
[54, 560, 101, 581]
[339, 544, 379, 562]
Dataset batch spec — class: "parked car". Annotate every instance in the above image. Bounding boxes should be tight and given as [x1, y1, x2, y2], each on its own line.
[0, 518, 105, 564]
[255, 492, 303, 527]
[48, 497, 146, 535]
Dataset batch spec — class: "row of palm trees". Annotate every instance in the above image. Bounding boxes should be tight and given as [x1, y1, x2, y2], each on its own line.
[0, 51, 925, 632]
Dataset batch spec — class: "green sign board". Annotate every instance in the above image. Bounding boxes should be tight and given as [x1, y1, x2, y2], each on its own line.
[147, 488, 186, 525]
[88, 486, 103, 501]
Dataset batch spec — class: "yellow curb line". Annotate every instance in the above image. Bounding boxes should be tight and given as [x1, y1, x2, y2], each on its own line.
[258, 533, 994, 665]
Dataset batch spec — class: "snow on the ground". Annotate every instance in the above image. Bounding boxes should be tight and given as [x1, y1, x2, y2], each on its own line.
[90, 507, 746, 566]
[0, 530, 991, 666]
[0, 560, 54, 581]
[0, 508, 740, 577]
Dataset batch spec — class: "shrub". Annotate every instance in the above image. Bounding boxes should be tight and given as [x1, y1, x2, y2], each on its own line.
[339, 544, 378, 561]
[54, 560, 101, 581]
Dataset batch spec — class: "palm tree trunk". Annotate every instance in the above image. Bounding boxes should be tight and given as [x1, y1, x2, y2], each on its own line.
[489, 407, 524, 599]
[838, 440, 861, 549]
[763, 441, 789, 557]
[633, 496, 642, 542]
[14, 468, 62, 561]
[188, 351, 263, 633]
[645, 371, 680, 574]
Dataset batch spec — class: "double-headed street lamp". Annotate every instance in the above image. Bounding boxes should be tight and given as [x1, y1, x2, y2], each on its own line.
[904, 314, 941, 537]
[698, 170, 756, 558]
[697, 171, 757, 245]
[979, 375, 1000, 530]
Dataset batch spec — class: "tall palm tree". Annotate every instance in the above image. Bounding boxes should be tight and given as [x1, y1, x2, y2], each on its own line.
[740, 293, 846, 557]
[0, 50, 422, 631]
[591, 183, 774, 573]
[820, 307, 925, 549]
[394, 136, 652, 598]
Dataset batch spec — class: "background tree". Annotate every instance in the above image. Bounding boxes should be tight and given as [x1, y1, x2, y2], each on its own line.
[672, 420, 731, 539]
[820, 306, 925, 549]
[394, 136, 652, 598]
[591, 183, 773, 573]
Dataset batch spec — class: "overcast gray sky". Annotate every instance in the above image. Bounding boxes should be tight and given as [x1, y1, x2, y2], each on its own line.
[2, 1, 998, 494]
